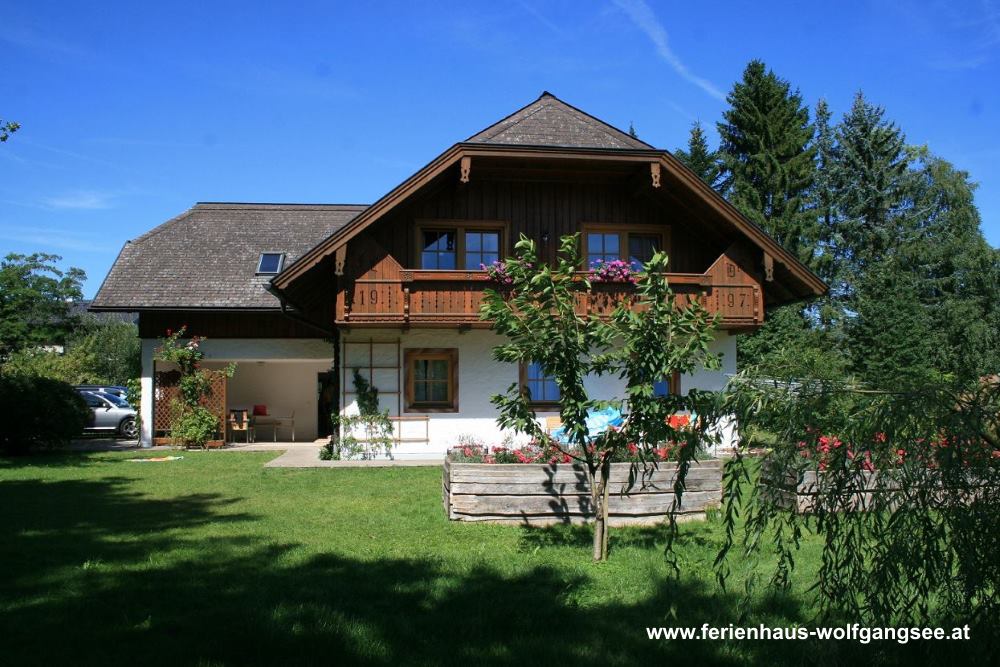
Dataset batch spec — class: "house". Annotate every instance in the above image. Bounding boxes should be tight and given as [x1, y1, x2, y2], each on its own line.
[91, 92, 825, 454]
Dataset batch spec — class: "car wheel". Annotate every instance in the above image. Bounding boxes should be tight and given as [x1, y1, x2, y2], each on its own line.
[119, 417, 138, 440]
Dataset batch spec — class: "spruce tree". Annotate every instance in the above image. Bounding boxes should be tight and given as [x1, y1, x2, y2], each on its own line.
[849, 262, 938, 388]
[810, 99, 841, 330]
[896, 152, 1000, 380]
[674, 121, 721, 189]
[829, 92, 909, 286]
[717, 60, 817, 265]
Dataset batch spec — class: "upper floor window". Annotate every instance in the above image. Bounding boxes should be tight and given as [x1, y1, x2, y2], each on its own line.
[628, 234, 661, 270]
[421, 231, 456, 269]
[257, 252, 285, 274]
[417, 222, 505, 270]
[464, 230, 500, 269]
[583, 226, 669, 271]
[587, 232, 620, 267]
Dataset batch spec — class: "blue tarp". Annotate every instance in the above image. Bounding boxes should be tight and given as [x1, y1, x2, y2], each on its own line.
[549, 407, 624, 445]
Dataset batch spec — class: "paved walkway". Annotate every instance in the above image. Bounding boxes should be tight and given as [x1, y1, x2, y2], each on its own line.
[262, 446, 443, 468]
[67, 438, 442, 468]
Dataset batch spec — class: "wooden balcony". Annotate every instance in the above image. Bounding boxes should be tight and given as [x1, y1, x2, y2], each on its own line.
[336, 270, 763, 330]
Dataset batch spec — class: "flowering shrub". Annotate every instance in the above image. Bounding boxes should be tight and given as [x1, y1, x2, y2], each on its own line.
[588, 259, 636, 284]
[794, 430, 1000, 472]
[481, 261, 514, 286]
[154, 326, 235, 448]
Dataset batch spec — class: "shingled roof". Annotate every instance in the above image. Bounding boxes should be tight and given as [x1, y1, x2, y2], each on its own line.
[91, 203, 366, 310]
[465, 91, 654, 150]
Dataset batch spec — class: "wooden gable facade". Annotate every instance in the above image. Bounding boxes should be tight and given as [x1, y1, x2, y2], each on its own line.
[272, 96, 825, 334]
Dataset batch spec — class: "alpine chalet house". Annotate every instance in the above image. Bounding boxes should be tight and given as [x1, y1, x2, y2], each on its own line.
[91, 93, 825, 454]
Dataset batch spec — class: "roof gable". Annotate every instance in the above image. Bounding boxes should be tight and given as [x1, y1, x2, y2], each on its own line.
[466, 91, 653, 150]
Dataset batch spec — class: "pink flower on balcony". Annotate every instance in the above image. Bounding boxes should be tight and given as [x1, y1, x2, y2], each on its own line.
[589, 259, 637, 284]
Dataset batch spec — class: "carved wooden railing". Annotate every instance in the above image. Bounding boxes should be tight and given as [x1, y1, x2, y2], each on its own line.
[338, 270, 762, 329]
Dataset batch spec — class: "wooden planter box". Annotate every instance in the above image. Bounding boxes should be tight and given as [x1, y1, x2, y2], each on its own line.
[443, 459, 723, 526]
[760, 463, 989, 513]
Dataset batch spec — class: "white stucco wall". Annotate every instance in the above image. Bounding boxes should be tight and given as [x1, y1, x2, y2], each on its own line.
[342, 329, 737, 458]
[139, 332, 737, 453]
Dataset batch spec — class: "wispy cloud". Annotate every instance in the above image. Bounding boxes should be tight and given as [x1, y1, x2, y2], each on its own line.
[611, 0, 726, 101]
[516, 1, 568, 38]
[667, 101, 697, 122]
[42, 190, 116, 210]
[893, 0, 1000, 71]
[0, 224, 116, 253]
[20, 140, 121, 170]
[0, 23, 88, 58]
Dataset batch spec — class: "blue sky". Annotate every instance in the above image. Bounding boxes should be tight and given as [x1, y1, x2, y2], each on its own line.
[2, 0, 999, 297]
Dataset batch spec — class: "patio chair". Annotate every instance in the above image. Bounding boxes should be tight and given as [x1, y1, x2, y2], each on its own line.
[228, 409, 253, 444]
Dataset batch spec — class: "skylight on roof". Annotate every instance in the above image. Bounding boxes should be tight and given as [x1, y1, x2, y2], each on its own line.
[257, 253, 285, 274]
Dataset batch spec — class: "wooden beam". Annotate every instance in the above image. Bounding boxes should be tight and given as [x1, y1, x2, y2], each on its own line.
[459, 156, 471, 183]
[763, 252, 774, 282]
[334, 245, 346, 276]
[650, 162, 661, 188]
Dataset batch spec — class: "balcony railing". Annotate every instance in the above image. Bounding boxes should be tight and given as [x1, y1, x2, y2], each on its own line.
[338, 270, 762, 328]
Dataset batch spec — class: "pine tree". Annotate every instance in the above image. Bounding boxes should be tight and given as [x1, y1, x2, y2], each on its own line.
[850, 262, 938, 388]
[675, 121, 721, 189]
[896, 152, 1000, 380]
[628, 121, 638, 139]
[717, 60, 817, 265]
[829, 92, 909, 285]
[810, 99, 841, 330]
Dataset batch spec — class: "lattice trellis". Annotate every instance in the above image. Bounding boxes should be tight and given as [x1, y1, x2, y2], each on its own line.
[153, 369, 228, 437]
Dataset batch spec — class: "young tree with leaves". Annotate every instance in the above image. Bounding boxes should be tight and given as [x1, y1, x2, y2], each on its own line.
[0, 118, 19, 143]
[482, 234, 721, 561]
[0, 253, 85, 358]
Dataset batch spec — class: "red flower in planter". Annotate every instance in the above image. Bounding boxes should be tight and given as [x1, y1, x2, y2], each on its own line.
[627, 442, 638, 455]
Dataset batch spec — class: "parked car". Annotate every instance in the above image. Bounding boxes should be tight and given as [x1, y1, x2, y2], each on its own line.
[79, 390, 138, 439]
[75, 384, 129, 400]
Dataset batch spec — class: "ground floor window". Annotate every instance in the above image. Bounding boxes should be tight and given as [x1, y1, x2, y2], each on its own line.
[520, 361, 561, 407]
[404, 348, 458, 412]
[653, 371, 681, 397]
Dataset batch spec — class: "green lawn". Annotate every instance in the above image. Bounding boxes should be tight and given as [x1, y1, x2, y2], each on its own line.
[0, 451, 976, 665]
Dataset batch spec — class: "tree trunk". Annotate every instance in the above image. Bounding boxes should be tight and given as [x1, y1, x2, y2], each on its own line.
[591, 459, 612, 562]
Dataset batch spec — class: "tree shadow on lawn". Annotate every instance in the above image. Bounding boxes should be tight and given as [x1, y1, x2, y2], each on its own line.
[0, 474, 988, 666]
[0, 475, 255, 603]
[517, 516, 721, 553]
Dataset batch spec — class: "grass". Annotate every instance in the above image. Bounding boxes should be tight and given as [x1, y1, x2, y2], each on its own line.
[0, 451, 982, 665]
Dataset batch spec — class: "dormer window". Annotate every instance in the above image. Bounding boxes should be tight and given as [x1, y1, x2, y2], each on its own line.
[257, 253, 285, 274]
